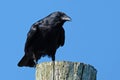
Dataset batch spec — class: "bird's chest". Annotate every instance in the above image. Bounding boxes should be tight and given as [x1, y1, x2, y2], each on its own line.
[44, 28, 60, 43]
[36, 27, 61, 47]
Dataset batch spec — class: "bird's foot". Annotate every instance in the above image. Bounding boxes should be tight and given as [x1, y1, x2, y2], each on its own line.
[33, 59, 38, 68]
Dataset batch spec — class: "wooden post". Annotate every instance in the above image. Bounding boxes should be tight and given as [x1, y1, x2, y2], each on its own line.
[36, 61, 97, 80]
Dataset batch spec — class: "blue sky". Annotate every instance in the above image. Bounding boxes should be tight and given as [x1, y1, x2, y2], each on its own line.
[0, 0, 120, 80]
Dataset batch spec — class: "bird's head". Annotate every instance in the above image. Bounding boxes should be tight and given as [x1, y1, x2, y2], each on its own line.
[47, 11, 71, 25]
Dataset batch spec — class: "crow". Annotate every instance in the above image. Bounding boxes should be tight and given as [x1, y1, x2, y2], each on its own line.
[18, 11, 71, 67]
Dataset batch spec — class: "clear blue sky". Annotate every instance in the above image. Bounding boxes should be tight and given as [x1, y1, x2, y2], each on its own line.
[0, 0, 119, 80]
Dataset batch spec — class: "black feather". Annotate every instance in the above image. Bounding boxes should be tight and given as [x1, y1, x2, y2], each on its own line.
[18, 11, 71, 67]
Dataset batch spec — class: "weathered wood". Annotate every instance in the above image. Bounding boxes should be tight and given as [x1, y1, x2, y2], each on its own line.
[36, 61, 97, 80]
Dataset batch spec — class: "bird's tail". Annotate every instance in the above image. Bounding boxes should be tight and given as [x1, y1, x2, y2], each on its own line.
[18, 55, 35, 67]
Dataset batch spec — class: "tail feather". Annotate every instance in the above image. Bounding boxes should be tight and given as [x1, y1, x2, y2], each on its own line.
[18, 55, 35, 67]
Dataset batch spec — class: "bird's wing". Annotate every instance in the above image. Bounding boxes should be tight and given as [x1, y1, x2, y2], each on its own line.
[24, 24, 38, 53]
[59, 28, 65, 46]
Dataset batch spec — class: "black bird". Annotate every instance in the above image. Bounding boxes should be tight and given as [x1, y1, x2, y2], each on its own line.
[18, 11, 71, 67]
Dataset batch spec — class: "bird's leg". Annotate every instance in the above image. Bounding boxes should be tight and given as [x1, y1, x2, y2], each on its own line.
[52, 55, 55, 80]
[33, 54, 37, 67]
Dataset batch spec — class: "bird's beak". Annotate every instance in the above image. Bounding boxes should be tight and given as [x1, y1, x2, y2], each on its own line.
[61, 15, 71, 21]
